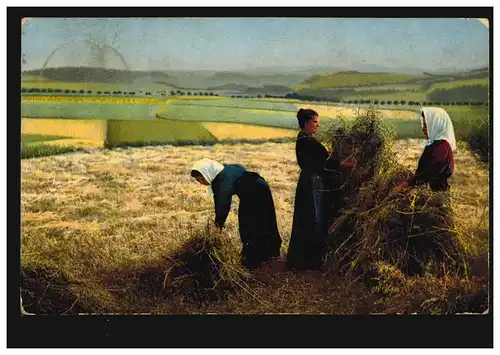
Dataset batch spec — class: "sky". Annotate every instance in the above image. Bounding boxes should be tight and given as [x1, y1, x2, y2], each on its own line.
[21, 18, 489, 72]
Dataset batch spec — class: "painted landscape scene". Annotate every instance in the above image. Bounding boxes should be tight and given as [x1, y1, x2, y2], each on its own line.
[20, 17, 490, 315]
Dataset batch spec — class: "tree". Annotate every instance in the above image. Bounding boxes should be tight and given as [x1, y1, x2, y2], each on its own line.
[393, 100, 399, 105]
[373, 100, 379, 105]
[21, 87, 27, 93]
[171, 90, 176, 96]
[380, 101, 385, 105]
[79, 89, 85, 94]
[400, 100, 406, 105]
[64, 89, 70, 94]
[87, 90, 92, 94]
[386, 100, 392, 105]
[187, 91, 191, 95]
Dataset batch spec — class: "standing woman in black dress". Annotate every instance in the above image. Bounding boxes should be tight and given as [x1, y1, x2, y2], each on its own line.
[286, 109, 356, 271]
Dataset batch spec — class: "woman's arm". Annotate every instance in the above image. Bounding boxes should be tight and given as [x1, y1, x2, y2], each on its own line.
[394, 142, 451, 192]
[213, 177, 233, 228]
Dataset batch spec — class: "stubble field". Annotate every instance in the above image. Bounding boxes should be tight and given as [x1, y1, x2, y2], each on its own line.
[20, 137, 489, 314]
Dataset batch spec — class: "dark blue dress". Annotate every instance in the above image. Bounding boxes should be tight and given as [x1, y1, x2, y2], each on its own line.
[287, 132, 340, 270]
[211, 164, 282, 268]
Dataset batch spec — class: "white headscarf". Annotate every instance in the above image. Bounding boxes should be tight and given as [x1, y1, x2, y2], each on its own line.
[191, 158, 225, 197]
[421, 107, 457, 151]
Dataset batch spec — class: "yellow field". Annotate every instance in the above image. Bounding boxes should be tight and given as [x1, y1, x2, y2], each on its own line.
[202, 122, 297, 140]
[22, 119, 107, 142]
[22, 96, 167, 104]
[173, 96, 226, 101]
[40, 138, 104, 149]
[295, 103, 419, 119]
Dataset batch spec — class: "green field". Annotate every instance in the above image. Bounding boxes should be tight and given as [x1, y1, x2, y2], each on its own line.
[106, 119, 217, 147]
[170, 98, 299, 112]
[21, 134, 82, 159]
[21, 134, 70, 144]
[342, 91, 428, 102]
[20, 95, 489, 161]
[294, 72, 427, 90]
[21, 102, 161, 120]
[157, 104, 301, 129]
[428, 77, 489, 90]
[379, 106, 489, 141]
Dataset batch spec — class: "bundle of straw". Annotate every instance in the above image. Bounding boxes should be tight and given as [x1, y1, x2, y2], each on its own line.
[325, 108, 468, 277]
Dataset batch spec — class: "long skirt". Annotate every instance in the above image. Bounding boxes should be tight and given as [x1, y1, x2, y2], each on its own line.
[286, 171, 328, 270]
[236, 172, 282, 268]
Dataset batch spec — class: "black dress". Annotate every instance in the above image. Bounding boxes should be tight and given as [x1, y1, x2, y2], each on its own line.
[211, 164, 282, 268]
[286, 131, 340, 270]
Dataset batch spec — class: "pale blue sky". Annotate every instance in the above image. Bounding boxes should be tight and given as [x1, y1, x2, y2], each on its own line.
[21, 18, 489, 72]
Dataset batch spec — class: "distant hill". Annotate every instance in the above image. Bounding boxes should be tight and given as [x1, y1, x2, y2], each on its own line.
[294, 71, 428, 90]
[22, 67, 314, 90]
[22, 67, 175, 84]
[292, 66, 489, 102]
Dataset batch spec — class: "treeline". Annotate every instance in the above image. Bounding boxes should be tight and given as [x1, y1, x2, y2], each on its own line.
[171, 90, 219, 97]
[283, 92, 487, 106]
[427, 85, 488, 103]
[21, 87, 169, 96]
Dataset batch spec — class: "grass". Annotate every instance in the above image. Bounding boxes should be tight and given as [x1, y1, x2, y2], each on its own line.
[371, 106, 490, 142]
[21, 143, 83, 159]
[20, 136, 488, 314]
[342, 91, 428, 102]
[428, 78, 489, 90]
[21, 102, 162, 120]
[21, 134, 70, 144]
[170, 98, 298, 112]
[105, 119, 218, 147]
[21, 134, 91, 159]
[157, 104, 301, 129]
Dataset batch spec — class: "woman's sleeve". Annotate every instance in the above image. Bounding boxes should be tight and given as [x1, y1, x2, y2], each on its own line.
[325, 151, 341, 171]
[407, 143, 451, 187]
[213, 177, 233, 228]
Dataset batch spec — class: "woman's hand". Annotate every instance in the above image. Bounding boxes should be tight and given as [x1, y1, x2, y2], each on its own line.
[392, 181, 409, 194]
[340, 159, 356, 168]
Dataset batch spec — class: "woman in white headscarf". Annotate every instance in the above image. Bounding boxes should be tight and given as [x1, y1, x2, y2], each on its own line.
[394, 107, 456, 192]
[191, 158, 282, 269]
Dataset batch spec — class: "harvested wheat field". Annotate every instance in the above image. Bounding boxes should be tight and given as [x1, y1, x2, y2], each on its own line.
[20, 137, 489, 315]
